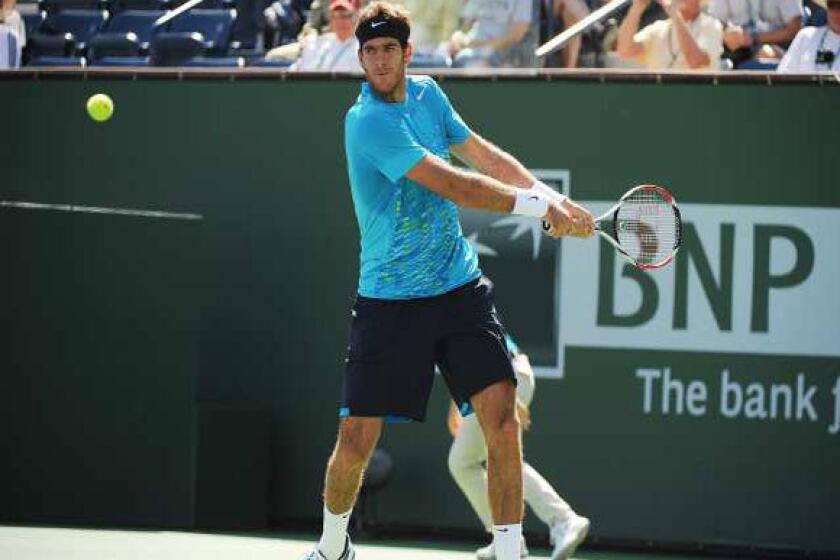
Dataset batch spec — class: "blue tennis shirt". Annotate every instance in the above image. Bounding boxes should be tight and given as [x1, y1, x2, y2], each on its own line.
[344, 75, 481, 299]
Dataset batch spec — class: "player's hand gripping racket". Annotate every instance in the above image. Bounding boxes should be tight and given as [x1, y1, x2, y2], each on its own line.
[543, 185, 682, 270]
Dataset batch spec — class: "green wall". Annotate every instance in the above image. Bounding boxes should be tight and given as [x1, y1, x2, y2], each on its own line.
[0, 72, 837, 554]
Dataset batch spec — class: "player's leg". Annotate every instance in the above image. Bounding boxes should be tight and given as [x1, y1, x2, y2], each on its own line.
[447, 412, 493, 531]
[324, 416, 384, 514]
[315, 416, 382, 560]
[302, 296, 435, 560]
[472, 380, 526, 560]
[471, 379, 524, 526]
[437, 277, 524, 560]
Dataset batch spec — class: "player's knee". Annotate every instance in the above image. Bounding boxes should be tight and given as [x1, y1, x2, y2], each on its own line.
[335, 419, 379, 469]
[497, 411, 520, 440]
[484, 407, 520, 444]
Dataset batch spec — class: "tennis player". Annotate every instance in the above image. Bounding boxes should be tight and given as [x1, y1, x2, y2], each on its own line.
[299, 3, 593, 560]
[448, 335, 590, 560]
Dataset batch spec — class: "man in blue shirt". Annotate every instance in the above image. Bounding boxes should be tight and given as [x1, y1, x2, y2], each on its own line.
[300, 3, 594, 560]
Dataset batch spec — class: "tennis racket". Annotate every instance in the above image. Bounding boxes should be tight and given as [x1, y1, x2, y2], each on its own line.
[543, 184, 682, 270]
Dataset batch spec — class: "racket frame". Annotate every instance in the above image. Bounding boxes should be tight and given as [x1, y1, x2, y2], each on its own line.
[595, 184, 682, 270]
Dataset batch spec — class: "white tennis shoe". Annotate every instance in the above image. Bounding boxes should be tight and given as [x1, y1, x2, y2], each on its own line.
[550, 515, 590, 560]
[298, 536, 355, 560]
[475, 536, 529, 559]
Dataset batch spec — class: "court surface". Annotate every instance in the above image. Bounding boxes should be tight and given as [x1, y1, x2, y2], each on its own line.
[0, 525, 739, 560]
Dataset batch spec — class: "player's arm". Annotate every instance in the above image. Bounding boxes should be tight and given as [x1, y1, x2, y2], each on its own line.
[406, 153, 517, 213]
[449, 132, 595, 231]
[406, 153, 590, 237]
[451, 132, 535, 188]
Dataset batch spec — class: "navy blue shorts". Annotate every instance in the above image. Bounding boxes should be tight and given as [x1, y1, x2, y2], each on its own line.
[340, 276, 516, 422]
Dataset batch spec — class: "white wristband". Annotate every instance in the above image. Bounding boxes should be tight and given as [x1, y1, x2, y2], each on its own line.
[531, 180, 568, 205]
[512, 190, 550, 218]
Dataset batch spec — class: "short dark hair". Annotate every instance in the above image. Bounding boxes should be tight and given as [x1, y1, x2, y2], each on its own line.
[355, 1, 411, 48]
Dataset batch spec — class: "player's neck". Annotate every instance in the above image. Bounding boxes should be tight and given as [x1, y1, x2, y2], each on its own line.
[379, 77, 407, 104]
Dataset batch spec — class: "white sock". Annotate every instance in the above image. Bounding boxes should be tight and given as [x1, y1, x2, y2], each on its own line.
[493, 523, 523, 560]
[318, 504, 352, 560]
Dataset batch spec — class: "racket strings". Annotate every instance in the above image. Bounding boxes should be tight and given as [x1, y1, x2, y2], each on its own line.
[616, 189, 678, 266]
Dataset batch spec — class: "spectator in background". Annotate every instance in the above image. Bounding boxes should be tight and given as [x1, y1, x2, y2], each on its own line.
[292, 0, 360, 70]
[0, 0, 25, 68]
[301, 0, 362, 37]
[616, 0, 722, 69]
[709, 0, 802, 67]
[267, 0, 361, 71]
[448, 0, 538, 68]
[778, 0, 840, 71]
[264, 0, 309, 49]
[401, 0, 463, 55]
[551, 0, 592, 67]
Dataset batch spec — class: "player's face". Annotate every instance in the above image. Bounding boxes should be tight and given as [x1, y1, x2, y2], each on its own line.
[359, 37, 412, 100]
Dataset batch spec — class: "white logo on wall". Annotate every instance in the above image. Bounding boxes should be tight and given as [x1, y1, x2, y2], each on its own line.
[554, 204, 840, 377]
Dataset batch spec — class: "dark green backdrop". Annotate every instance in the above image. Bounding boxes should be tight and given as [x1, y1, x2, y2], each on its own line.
[1, 71, 837, 554]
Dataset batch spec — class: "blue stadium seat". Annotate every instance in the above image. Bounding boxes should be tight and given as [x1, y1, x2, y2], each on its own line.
[27, 31, 75, 56]
[110, 0, 170, 11]
[99, 10, 164, 50]
[249, 56, 292, 67]
[149, 30, 205, 64]
[88, 30, 140, 58]
[229, 0, 262, 52]
[89, 54, 149, 64]
[170, 0, 234, 8]
[22, 11, 46, 37]
[27, 54, 86, 65]
[168, 9, 235, 54]
[738, 58, 780, 71]
[30, 9, 108, 54]
[38, 0, 103, 12]
[182, 55, 243, 66]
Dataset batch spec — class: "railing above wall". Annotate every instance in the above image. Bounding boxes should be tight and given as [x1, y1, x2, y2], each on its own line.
[1, 67, 839, 86]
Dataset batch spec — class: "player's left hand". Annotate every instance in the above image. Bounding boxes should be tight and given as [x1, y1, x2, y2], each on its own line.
[560, 198, 595, 237]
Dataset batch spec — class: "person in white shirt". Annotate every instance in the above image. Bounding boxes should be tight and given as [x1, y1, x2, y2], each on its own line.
[448, 0, 537, 68]
[290, 0, 360, 71]
[0, 0, 25, 68]
[778, 0, 840, 71]
[709, 0, 803, 66]
[616, 0, 723, 70]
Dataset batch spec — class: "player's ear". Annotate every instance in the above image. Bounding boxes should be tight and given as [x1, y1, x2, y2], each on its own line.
[403, 41, 413, 65]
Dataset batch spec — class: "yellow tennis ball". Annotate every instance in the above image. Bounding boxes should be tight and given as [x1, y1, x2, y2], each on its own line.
[86, 93, 114, 122]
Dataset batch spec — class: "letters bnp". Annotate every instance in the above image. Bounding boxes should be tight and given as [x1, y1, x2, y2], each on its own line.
[598, 223, 814, 332]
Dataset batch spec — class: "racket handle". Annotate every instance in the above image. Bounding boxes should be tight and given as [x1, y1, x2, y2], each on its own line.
[543, 219, 603, 235]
